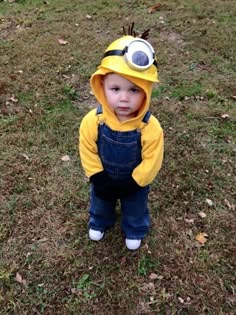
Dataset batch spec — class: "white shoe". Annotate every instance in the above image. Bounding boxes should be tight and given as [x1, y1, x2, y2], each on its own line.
[89, 229, 104, 241]
[125, 239, 141, 250]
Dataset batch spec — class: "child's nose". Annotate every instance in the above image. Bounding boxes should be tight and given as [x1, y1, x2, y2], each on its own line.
[120, 91, 129, 101]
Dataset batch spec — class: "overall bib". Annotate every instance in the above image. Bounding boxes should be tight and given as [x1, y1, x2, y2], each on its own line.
[89, 106, 151, 239]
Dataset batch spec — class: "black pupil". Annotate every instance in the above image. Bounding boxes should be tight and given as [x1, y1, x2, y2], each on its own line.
[132, 51, 149, 66]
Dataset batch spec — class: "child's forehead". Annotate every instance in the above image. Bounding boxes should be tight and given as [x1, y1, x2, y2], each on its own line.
[104, 73, 138, 86]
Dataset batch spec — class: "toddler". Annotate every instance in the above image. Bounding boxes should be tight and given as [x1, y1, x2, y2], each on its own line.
[79, 25, 164, 250]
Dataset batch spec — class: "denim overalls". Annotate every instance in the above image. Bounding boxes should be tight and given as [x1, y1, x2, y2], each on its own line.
[89, 106, 151, 239]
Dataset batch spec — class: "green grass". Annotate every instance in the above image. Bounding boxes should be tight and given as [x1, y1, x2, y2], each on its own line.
[0, 0, 235, 314]
[138, 256, 160, 276]
[170, 82, 203, 99]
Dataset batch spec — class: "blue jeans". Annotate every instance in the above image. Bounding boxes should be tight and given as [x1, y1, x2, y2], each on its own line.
[89, 184, 150, 239]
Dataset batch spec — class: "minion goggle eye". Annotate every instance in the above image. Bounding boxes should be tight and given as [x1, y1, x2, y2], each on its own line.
[102, 38, 157, 71]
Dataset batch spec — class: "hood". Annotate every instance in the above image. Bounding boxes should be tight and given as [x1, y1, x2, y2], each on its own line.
[90, 67, 153, 129]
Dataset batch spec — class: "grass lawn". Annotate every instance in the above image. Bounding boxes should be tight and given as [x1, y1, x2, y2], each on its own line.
[0, 0, 235, 314]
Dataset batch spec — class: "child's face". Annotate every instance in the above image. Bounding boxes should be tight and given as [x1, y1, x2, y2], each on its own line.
[103, 73, 145, 122]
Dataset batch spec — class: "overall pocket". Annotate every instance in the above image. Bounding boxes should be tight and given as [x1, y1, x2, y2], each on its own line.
[98, 125, 141, 178]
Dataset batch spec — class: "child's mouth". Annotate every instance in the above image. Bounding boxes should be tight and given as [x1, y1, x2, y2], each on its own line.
[117, 106, 129, 111]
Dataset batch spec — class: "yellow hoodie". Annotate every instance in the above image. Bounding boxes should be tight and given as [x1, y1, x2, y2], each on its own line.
[79, 67, 164, 187]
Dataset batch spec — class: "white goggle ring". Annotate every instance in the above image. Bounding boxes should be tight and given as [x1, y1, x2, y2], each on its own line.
[102, 38, 158, 72]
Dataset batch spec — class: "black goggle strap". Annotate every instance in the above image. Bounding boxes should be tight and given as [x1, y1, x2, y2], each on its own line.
[102, 49, 158, 69]
[103, 49, 125, 58]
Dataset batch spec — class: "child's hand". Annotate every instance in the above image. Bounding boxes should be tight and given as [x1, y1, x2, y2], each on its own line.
[117, 177, 141, 197]
[90, 171, 118, 200]
[90, 172, 142, 199]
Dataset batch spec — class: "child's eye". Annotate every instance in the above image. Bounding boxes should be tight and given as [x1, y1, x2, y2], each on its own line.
[131, 88, 139, 93]
[111, 87, 120, 91]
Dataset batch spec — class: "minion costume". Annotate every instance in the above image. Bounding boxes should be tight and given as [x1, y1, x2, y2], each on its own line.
[79, 28, 164, 250]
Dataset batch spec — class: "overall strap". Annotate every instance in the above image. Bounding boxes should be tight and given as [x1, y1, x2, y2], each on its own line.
[142, 111, 152, 123]
[96, 105, 103, 115]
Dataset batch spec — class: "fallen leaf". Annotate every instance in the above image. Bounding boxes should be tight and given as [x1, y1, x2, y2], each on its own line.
[185, 218, 194, 224]
[10, 74, 17, 80]
[221, 113, 229, 119]
[22, 153, 30, 160]
[8, 95, 18, 103]
[161, 288, 171, 299]
[148, 3, 161, 13]
[61, 155, 70, 161]
[206, 198, 213, 207]
[147, 282, 155, 290]
[149, 273, 158, 280]
[178, 297, 184, 304]
[58, 38, 68, 45]
[224, 199, 231, 208]
[198, 211, 206, 218]
[38, 237, 48, 242]
[195, 232, 208, 244]
[15, 273, 27, 286]
[141, 282, 155, 291]
[71, 288, 83, 296]
[187, 228, 193, 237]
[224, 199, 235, 210]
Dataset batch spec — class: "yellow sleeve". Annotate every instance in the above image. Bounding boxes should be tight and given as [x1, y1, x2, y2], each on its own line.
[132, 116, 164, 187]
[79, 109, 104, 178]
